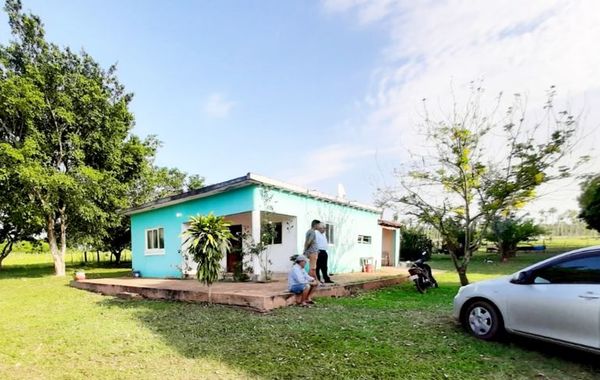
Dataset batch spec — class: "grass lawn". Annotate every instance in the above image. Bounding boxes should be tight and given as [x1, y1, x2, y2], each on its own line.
[1, 238, 599, 379]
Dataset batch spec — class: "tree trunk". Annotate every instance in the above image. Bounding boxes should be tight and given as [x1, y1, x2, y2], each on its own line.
[96, 250, 100, 262]
[208, 285, 212, 304]
[112, 250, 122, 264]
[47, 216, 66, 276]
[458, 267, 469, 286]
[0, 240, 13, 271]
[84, 250, 87, 262]
[59, 216, 67, 275]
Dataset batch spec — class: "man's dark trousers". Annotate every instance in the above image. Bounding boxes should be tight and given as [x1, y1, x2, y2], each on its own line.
[316, 250, 332, 282]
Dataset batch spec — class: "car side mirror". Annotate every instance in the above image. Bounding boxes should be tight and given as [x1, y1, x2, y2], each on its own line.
[512, 271, 532, 284]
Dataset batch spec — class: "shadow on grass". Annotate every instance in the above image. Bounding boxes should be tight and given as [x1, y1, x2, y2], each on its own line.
[0, 261, 132, 279]
[0, 263, 56, 279]
[507, 335, 600, 366]
[96, 285, 600, 380]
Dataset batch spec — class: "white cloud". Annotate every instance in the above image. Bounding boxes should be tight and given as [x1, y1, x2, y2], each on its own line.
[202, 93, 235, 118]
[323, 0, 600, 212]
[286, 143, 376, 185]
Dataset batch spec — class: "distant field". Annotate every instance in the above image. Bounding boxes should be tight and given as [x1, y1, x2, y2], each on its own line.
[3, 249, 132, 267]
[530, 236, 600, 249]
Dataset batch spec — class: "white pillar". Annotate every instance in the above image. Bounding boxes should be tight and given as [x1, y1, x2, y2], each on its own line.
[251, 210, 263, 280]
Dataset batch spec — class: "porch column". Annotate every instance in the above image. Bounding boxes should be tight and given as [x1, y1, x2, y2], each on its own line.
[394, 229, 401, 267]
[250, 209, 263, 279]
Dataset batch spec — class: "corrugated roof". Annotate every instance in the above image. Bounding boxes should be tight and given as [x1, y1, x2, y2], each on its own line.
[124, 172, 382, 215]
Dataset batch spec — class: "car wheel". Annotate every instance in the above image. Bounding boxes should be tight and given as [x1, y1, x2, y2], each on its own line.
[463, 300, 503, 340]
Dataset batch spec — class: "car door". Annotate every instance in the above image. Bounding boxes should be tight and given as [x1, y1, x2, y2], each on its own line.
[506, 252, 600, 349]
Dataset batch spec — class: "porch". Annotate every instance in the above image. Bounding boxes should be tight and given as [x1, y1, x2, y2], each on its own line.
[71, 267, 409, 312]
[181, 210, 298, 279]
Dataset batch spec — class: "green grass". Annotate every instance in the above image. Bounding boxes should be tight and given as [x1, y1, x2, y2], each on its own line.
[1, 239, 599, 380]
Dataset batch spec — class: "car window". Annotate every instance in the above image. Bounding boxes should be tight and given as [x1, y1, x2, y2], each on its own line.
[533, 254, 600, 284]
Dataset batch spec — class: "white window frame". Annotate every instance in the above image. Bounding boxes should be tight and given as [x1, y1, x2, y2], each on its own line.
[145, 227, 165, 255]
[324, 223, 335, 246]
[357, 235, 372, 244]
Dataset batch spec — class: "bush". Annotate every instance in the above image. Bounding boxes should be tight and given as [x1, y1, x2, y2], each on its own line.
[400, 228, 433, 261]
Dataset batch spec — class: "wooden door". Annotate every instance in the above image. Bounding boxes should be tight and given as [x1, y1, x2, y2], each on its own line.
[226, 225, 243, 273]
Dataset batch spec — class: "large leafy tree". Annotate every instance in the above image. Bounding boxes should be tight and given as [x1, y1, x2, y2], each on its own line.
[0, 148, 43, 269]
[578, 175, 600, 234]
[0, 0, 151, 275]
[379, 85, 580, 285]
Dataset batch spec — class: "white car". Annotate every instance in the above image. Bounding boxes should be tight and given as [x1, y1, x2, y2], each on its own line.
[453, 246, 600, 353]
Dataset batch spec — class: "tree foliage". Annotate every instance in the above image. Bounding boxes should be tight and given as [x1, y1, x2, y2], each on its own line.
[98, 162, 204, 264]
[484, 216, 545, 259]
[0, 150, 43, 268]
[0, 0, 151, 275]
[578, 175, 600, 234]
[379, 85, 580, 285]
[399, 227, 433, 261]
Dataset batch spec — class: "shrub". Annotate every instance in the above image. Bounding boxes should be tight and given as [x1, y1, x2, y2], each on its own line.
[400, 228, 433, 261]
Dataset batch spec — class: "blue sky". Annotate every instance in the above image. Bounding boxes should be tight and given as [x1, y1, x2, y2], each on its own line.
[0, 0, 388, 201]
[2, 0, 600, 215]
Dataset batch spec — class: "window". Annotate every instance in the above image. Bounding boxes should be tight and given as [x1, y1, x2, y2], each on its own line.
[262, 222, 282, 245]
[145, 227, 165, 254]
[533, 254, 600, 284]
[357, 235, 372, 244]
[324, 223, 335, 245]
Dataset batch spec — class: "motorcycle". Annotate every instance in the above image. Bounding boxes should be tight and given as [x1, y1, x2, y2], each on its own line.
[408, 251, 438, 293]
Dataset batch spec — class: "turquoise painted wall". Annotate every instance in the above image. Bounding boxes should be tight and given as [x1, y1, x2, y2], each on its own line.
[255, 187, 382, 273]
[130, 186, 255, 278]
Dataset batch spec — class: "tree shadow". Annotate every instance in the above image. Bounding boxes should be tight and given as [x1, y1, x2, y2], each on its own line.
[0, 263, 56, 279]
[100, 294, 600, 379]
[0, 261, 131, 279]
[98, 297, 315, 378]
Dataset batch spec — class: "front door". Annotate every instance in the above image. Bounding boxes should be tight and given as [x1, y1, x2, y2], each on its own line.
[506, 253, 600, 349]
[226, 225, 243, 273]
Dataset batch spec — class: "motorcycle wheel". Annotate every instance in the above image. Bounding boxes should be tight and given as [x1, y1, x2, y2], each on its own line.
[414, 277, 427, 293]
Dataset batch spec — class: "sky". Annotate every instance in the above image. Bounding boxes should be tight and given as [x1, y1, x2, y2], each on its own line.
[1, 0, 599, 218]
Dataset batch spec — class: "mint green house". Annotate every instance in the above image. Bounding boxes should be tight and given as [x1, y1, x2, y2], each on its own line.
[125, 173, 401, 279]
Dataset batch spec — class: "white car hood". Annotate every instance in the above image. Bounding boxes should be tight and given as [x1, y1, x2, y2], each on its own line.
[459, 275, 512, 296]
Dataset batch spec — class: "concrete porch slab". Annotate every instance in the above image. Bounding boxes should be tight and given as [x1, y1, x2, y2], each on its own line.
[70, 267, 409, 312]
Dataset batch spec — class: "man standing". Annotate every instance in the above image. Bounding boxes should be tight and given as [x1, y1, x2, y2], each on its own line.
[288, 255, 318, 306]
[315, 223, 334, 283]
[303, 219, 320, 278]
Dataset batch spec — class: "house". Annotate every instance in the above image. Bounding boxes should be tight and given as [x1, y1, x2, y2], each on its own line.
[125, 173, 401, 279]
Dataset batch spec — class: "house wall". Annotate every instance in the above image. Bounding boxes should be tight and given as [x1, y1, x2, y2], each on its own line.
[130, 186, 255, 278]
[262, 212, 298, 273]
[254, 187, 382, 274]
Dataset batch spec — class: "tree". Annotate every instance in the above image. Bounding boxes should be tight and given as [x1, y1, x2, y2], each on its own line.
[183, 213, 233, 302]
[484, 216, 545, 260]
[99, 164, 204, 264]
[399, 227, 433, 261]
[578, 175, 600, 234]
[0, 0, 150, 275]
[379, 85, 580, 285]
